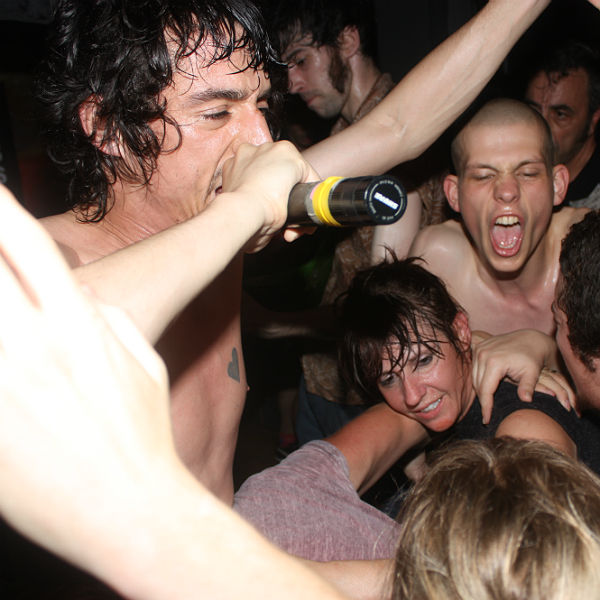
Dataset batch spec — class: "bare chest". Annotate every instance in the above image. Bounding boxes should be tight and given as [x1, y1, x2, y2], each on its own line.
[453, 281, 557, 336]
[156, 264, 246, 405]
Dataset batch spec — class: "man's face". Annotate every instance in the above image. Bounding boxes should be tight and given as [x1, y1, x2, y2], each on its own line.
[377, 318, 474, 432]
[282, 34, 349, 119]
[139, 45, 272, 224]
[553, 277, 600, 412]
[525, 68, 599, 167]
[445, 121, 566, 276]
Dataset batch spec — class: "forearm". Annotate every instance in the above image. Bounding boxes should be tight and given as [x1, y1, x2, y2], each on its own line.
[304, 0, 550, 177]
[76, 192, 266, 343]
[84, 465, 348, 600]
[327, 403, 427, 495]
[303, 559, 392, 600]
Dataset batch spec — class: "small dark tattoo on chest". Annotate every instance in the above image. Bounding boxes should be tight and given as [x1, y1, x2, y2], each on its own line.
[227, 347, 240, 382]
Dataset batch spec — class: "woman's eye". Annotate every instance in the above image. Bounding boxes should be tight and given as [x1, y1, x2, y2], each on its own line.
[418, 355, 433, 367]
[379, 373, 395, 387]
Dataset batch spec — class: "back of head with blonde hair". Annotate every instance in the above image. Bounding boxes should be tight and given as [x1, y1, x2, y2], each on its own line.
[392, 438, 600, 600]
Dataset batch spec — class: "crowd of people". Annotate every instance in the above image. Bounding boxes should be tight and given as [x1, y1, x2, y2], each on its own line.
[3, 0, 600, 598]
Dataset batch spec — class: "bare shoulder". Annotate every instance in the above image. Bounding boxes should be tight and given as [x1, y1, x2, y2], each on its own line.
[551, 206, 589, 239]
[496, 409, 577, 458]
[40, 212, 90, 267]
[409, 219, 468, 266]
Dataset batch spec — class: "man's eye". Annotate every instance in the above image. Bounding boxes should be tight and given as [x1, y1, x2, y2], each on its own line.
[288, 57, 306, 69]
[203, 110, 230, 121]
[555, 110, 570, 120]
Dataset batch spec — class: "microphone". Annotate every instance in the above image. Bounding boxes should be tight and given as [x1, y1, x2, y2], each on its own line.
[286, 175, 407, 227]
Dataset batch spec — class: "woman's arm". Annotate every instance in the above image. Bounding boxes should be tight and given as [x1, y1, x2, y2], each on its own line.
[326, 402, 428, 495]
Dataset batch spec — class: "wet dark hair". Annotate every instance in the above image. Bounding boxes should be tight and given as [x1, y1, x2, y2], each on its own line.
[338, 256, 467, 404]
[272, 0, 377, 61]
[37, 0, 284, 222]
[558, 210, 600, 371]
[527, 39, 600, 116]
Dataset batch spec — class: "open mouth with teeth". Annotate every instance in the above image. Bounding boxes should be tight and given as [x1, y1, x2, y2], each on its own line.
[491, 215, 523, 256]
[419, 397, 442, 416]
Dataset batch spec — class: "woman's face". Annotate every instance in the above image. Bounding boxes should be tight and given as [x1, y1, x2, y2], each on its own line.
[377, 314, 475, 432]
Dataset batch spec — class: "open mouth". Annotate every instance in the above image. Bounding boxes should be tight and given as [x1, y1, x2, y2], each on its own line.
[491, 215, 523, 255]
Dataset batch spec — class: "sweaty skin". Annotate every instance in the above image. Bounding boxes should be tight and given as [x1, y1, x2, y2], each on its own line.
[42, 0, 554, 504]
[41, 48, 302, 502]
[410, 120, 586, 337]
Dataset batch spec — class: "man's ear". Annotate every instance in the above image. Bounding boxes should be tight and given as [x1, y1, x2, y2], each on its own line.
[551, 164, 569, 207]
[453, 311, 471, 351]
[443, 174, 460, 213]
[337, 26, 361, 59]
[78, 96, 121, 156]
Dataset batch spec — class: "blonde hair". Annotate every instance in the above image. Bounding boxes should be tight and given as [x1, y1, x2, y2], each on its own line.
[392, 438, 600, 600]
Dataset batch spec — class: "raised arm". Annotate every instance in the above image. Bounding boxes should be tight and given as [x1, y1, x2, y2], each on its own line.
[303, 0, 550, 177]
[72, 141, 319, 343]
[326, 402, 428, 495]
[0, 183, 345, 600]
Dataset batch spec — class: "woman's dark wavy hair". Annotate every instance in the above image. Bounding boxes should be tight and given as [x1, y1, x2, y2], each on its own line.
[337, 256, 467, 404]
[558, 210, 600, 371]
[37, 0, 284, 222]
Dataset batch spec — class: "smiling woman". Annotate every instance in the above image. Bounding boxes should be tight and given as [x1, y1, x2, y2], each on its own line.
[337, 256, 596, 464]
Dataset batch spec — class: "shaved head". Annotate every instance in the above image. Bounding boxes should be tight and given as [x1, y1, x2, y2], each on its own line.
[451, 98, 555, 176]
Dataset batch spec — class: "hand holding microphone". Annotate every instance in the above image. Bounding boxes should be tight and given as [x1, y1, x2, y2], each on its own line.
[286, 175, 407, 227]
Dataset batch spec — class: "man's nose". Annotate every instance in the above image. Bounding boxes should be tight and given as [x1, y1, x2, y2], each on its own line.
[494, 174, 519, 204]
[287, 68, 303, 94]
[236, 108, 272, 147]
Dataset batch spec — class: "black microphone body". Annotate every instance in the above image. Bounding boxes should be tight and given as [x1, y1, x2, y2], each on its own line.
[286, 175, 407, 227]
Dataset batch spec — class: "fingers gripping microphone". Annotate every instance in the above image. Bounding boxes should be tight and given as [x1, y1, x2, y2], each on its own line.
[286, 175, 407, 227]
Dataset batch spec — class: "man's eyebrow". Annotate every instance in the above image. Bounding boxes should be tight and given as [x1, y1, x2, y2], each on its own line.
[188, 89, 250, 103]
[549, 103, 574, 114]
[465, 158, 545, 171]
[187, 86, 272, 105]
[283, 47, 310, 64]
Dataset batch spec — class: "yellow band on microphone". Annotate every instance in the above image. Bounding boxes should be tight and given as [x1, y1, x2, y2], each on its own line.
[312, 176, 343, 226]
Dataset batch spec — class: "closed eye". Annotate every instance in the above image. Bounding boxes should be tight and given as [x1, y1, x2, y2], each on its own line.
[203, 110, 230, 121]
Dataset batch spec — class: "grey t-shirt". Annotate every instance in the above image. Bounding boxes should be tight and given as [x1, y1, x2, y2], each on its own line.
[233, 440, 400, 561]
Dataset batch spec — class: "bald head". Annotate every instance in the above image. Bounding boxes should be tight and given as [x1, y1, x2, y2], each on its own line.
[451, 99, 555, 176]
